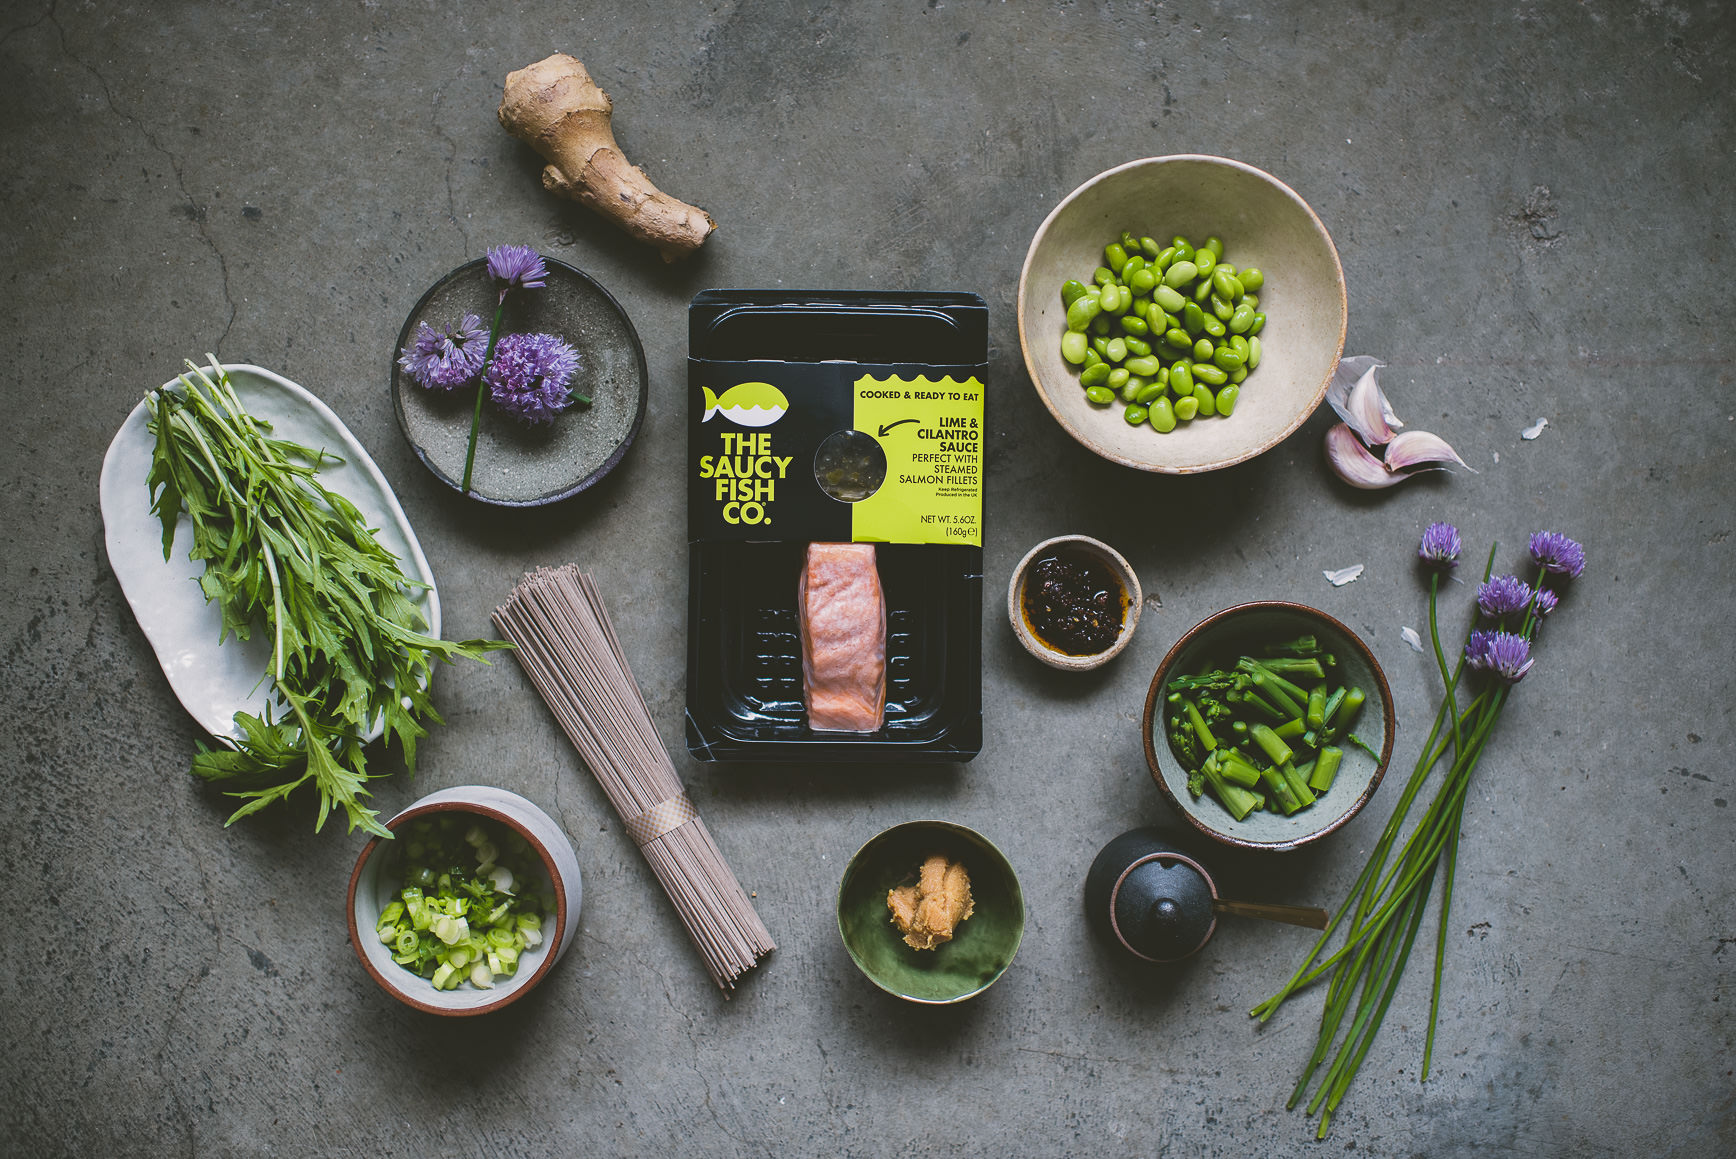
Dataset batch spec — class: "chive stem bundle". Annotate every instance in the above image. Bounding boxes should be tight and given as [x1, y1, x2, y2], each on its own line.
[1254, 524, 1585, 1138]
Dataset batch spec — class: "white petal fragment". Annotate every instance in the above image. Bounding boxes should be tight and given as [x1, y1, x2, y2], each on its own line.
[1325, 423, 1408, 488]
[1401, 626, 1425, 653]
[1324, 565, 1364, 587]
[1386, 429, 1477, 473]
[1521, 417, 1549, 440]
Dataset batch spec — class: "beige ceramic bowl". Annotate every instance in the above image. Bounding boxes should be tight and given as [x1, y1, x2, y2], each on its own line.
[1018, 156, 1346, 473]
[1008, 534, 1142, 671]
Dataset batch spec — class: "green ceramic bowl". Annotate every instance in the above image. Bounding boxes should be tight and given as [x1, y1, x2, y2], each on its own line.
[837, 820, 1025, 1004]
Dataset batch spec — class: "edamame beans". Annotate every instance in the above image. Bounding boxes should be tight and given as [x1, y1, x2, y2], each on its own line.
[1058, 229, 1273, 435]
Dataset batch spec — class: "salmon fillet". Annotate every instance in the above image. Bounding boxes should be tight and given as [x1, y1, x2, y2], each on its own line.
[798, 542, 886, 732]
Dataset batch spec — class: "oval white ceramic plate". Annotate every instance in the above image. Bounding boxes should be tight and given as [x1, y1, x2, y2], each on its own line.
[98, 363, 440, 742]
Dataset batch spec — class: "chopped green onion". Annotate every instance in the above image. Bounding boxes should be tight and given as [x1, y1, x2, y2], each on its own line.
[373, 815, 550, 991]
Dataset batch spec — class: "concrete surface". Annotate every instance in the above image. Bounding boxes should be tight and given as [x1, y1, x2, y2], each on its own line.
[2, 1, 1731, 1155]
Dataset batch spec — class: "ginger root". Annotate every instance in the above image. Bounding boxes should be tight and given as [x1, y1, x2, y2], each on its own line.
[498, 54, 716, 263]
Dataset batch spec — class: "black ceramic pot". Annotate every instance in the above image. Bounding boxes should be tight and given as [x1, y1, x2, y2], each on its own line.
[1085, 828, 1219, 963]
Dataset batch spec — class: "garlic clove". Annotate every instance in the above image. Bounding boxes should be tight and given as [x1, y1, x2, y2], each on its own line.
[1385, 429, 1476, 473]
[1325, 355, 1384, 412]
[1325, 423, 1410, 489]
[1325, 357, 1403, 445]
[1344, 365, 1405, 445]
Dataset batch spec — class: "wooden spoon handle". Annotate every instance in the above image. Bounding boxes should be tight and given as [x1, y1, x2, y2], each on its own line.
[1212, 899, 1329, 930]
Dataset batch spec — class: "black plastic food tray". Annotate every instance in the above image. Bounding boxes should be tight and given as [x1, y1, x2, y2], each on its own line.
[684, 290, 986, 763]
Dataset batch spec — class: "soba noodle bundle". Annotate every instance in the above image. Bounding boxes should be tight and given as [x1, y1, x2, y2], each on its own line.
[494, 566, 774, 990]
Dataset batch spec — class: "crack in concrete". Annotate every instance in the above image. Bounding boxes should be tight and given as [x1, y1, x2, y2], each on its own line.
[429, 64, 471, 256]
[0, 2, 52, 49]
[46, 1, 237, 351]
[1016, 1045, 1170, 1071]
[582, 928, 769, 1156]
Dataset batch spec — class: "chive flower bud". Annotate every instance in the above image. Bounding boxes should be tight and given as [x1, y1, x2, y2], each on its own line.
[1534, 587, 1559, 617]
[1528, 531, 1586, 579]
[485, 243, 548, 299]
[1464, 628, 1496, 671]
[397, 312, 487, 390]
[1417, 521, 1461, 567]
[486, 332, 581, 425]
[1482, 631, 1534, 683]
[1476, 575, 1533, 620]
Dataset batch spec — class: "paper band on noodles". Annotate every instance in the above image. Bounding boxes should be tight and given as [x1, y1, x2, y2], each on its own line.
[625, 794, 700, 847]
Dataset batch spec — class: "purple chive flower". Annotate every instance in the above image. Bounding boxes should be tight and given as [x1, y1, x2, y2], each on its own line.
[485, 332, 580, 425]
[1476, 574, 1534, 620]
[1534, 587, 1559, 618]
[1529, 531, 1586, 579]
[398, 312, 487, 390]
[485, 244, 548, 299]
[1464, 629, 1497, 671]
[1482, 631, 1535, 683]
[1418, 522, 1462, 567]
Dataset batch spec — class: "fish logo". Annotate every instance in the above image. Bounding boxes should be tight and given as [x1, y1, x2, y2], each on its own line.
[703, 382, 789, 428]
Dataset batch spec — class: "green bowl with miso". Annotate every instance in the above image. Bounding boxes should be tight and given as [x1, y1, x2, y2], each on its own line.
[837, 821, 1025, 1004]
[1143, 601, 1396, 853]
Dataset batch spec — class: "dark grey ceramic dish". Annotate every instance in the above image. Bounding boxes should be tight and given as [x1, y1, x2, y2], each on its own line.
[1142, 601, 1396, 853]
[390, 255, 647, 506]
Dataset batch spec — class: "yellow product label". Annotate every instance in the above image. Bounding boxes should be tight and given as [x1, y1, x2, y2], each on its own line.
[851, 374, 984, 546]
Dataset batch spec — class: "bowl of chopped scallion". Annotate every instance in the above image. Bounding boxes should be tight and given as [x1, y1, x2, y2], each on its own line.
[1142, 602, 1396, 853]
[347, 786, 581, 1015]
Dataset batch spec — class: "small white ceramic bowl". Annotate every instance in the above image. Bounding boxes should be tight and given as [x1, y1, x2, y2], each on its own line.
[347, 786, 581, 1015]
[1008, 535, 1142, 671]
[1018, 155, 1347, 474]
